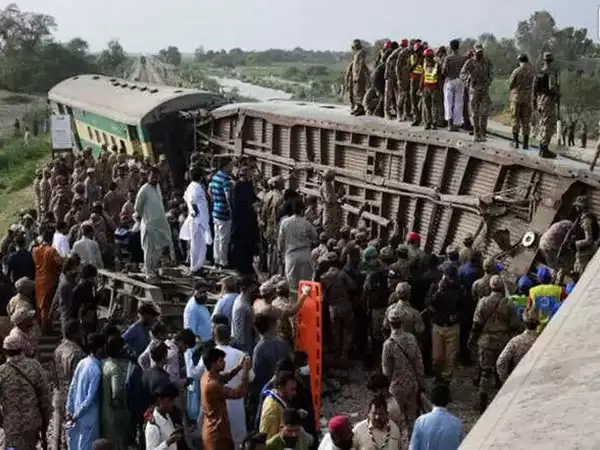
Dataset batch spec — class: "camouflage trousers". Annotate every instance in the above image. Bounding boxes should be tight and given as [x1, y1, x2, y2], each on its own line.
[353, 80, 368, 107]
[536, 95, 557, 146]
[363, 88, 384, 116]
[396, 79, 412, 120]
[422, 88, 441, 126]
[469, 90, 491, 138]
[410, 78, 422, 122]
[384, 79, 397, 119]
[478, 346, 502, 396]
[510, 101, 532, 136]
[329, 306, 354, 361]
[574, 248, 596, 275]
[397, 79, 411, 120]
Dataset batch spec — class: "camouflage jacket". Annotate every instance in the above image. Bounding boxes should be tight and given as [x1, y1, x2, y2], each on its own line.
[472, 292, 519, 350]
[496, 329, 538, 382]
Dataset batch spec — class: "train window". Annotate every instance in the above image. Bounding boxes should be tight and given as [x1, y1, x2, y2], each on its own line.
[110, 136, 116, 146]
[94, 130, 101, 142]
[127, 125, 139, 141]
[119, 139, 126, 151]
[87, 127, 93, 140]
[57, 103, 65, 114]
[102, 133, 108, 144]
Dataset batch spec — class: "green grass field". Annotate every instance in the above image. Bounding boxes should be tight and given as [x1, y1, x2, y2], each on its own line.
[0, 136, 51, 231]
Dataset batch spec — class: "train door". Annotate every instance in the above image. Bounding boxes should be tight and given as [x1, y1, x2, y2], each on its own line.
[65, 106, 82, 150]
[127, 125, 143, 158]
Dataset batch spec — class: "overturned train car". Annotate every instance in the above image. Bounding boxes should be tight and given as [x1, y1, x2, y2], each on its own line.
[200, 101, 600, 277]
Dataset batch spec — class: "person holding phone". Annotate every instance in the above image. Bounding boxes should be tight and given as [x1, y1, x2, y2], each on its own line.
[144, 382, 184, 450]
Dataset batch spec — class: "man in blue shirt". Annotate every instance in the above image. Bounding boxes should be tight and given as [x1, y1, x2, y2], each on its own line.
[208, 158, 234, 268]
[409, 382, 463, 450]
[122, 302, 160, 358]
[184, 278, 213, 346]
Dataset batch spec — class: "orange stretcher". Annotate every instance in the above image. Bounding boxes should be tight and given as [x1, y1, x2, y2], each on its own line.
[295, 280, 323, 430]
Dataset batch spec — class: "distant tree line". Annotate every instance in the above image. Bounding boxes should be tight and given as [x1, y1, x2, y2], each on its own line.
[0, 3, 130, 93]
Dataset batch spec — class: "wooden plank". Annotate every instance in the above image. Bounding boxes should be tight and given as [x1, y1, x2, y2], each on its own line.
[440, 155, 471, 251]
[425, 147, 450, 251]
[409, 144, 432, 232]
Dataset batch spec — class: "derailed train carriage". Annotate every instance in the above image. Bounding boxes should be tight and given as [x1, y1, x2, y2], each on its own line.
[48, 74, 226, 188]
[199, 100, 600, 277]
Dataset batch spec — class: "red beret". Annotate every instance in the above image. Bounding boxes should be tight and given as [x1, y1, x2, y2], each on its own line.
[401, 39, 409, 47]
[384, 41, 392, 49]
[407, 232, 421, 243]
[424, 48, 434, 57]
[328, 415, 350, 434]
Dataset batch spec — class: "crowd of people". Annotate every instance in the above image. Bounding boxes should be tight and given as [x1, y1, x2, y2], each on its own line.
[344, 37, 565, 158]
[0, 113, 595, 450]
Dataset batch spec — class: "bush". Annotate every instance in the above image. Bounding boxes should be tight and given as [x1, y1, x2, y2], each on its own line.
[0, 136, 51, 192]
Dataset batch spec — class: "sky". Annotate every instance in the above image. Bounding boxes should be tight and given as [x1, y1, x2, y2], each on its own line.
[3, 0, 599, 53]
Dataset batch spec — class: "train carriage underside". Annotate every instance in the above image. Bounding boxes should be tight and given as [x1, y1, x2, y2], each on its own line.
[199, 101, 600, 278]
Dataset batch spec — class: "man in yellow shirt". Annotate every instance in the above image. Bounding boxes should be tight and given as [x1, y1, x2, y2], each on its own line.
[259, 371, 298, 439]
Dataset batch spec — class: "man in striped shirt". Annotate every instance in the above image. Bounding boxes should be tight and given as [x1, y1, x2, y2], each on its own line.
[209, 158, 234, 267]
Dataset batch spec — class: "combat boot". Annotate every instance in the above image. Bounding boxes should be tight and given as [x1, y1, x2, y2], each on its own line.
[354, 104, 365, 117]
[512, 131, 520, 148]
[425, 123, 432, 130]
[523, 135, 529, 150]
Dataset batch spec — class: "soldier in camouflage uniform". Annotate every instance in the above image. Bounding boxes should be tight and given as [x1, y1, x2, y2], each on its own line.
[345, 39, 370, 116]
[384, 282, 425, 338]
[508, 54, 535, 149]
[320, 252, 356, 366]
[388, 244, 412, 286]
[533, 52, 560, 158]
[573, 195, 599, 275]
[320, 169, 345, 238]
[496, 308, 539, 382]
[40, 168, 52, 219]
[538, 219, 575, 277]
[471, 257, 498, 303]
[364, 50, 387, 116]
[0, 333, 52, 450]
[460, 43, 493, 142]
[395, 39, 412, 121]
[469, 275, 520, 412]
[384, 41, 401, 119]
[382, 303, 425, 431]
[262, 176, 285, 275]
[409, 43, 425, 126]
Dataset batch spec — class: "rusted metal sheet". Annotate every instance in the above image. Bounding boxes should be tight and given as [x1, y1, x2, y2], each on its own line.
[200, 101, 600, 277]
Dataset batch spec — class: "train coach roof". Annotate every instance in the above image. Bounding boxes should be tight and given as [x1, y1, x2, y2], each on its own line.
[49, 74, 224, 126]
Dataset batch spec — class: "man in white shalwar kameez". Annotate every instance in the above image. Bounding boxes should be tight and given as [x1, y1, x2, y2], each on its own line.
[180, 169, 212, 275]
[189, 324, 252, 447]
[134, 167, 173, 282]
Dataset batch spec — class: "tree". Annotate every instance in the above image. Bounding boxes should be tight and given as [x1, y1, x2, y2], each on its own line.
[560, 71, 600, 123]
[158, 45, 182, 66]
[553, 27, 595, 69]
[97, 39, 128, 76]
[0, 3, 56, 55]
[516, 11, 556, 64]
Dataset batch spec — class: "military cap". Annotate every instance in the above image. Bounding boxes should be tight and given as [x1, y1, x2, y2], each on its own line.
[259, 281, 276, 296]
[489, 275, 504, 291]
[352, 39, 362, 50]
[2, 333, 24, 351]
[15, 277, 35, 297]
[323, 169, 336, 180]
[387, 303, 408, 324]
[395, 282, 411, 298]
[396, 244, 409, 257]
[275, 280, 290, 296]
[355, 231, 368, 241]
[380, 245, 395, 260]
[363, 246, 378, 260]
[543, 52, 553, 61]
[474, 43, 484, 52]
[11, 307, 36, 325]
[483, 257, 497, 273]
[522, 307, 539, 324]
[340, 225, 351, 235]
